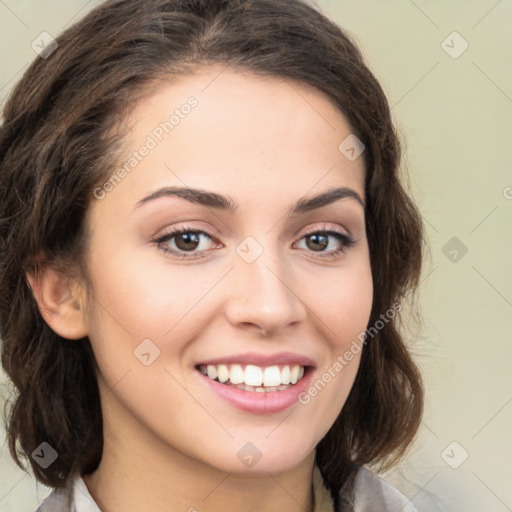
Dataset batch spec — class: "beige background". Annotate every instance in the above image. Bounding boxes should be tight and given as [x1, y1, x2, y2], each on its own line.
[1, 1, 511, 511]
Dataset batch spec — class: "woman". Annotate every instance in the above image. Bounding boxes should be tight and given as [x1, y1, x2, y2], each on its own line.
[0, 0, 425, 510]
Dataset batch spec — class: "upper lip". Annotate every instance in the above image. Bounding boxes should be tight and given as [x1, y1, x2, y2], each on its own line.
[196, 351, 315, 368]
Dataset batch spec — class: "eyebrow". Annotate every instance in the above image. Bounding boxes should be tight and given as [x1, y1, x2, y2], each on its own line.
[134, 185, 365, 215]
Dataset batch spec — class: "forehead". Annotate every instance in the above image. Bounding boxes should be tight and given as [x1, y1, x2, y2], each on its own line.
[100, 66, 366, 212]
[129, 65, 360, 144]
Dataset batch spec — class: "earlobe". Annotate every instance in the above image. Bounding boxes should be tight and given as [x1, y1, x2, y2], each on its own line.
[25, 265, 88, 340]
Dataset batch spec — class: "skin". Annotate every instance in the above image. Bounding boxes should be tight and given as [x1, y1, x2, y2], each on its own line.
[29, 65, 373, 512]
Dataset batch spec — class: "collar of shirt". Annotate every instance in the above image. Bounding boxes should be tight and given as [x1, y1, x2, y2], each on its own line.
[68, 465, 335, 512]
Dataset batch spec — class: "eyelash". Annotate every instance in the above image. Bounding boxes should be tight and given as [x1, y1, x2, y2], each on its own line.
[152, 225, 356, 261]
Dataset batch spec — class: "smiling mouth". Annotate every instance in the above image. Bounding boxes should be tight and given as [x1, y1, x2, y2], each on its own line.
[196, 363, 307, 392]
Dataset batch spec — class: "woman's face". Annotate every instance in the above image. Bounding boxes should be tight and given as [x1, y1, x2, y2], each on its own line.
[78, 66, 373, 475]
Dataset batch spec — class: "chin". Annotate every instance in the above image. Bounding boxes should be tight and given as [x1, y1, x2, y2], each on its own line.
[195, 433, 317, 476]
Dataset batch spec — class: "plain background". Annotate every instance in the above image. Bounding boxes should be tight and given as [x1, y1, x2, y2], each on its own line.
[0, 1, 511, 511]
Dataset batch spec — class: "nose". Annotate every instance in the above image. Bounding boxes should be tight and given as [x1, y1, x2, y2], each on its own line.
[224, 243, 307, 337]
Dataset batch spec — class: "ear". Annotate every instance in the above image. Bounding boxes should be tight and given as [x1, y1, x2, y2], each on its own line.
[26, 265, 88, 340]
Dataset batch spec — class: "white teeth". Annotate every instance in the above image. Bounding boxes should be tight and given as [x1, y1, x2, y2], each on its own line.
[198, 362, 307, 391]
[263, 366, 281, 387]
[229, 364, 244, 385]
[207, 365, 217, 380]
[281, 365, 291, 385]
[244, 365, 263, 386]
[217, 364, 229, 383]
[290, 365, 300, 384]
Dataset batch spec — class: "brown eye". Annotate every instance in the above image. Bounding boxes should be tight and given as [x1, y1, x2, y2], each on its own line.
[295, 229, 355, 259]
[305, 233, 329, 251]
[153, 227, 218, 260]
[174, 231, 201, 251]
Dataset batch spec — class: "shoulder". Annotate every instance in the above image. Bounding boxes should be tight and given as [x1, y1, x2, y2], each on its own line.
[34, 475, 101, 512]
[33, 486, 74, 512]
[338, 465, 418, 512]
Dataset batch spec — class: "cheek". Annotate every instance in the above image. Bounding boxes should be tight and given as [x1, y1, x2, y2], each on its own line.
[302, 262, 372, 419]
[85, 246, 212, 341]
[317, 263, 374, 347]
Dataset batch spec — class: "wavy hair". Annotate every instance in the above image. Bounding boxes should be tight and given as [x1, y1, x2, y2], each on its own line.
[0, 0, 425, 507]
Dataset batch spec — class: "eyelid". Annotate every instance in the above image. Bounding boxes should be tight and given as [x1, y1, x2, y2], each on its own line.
[153, 221, 352, 244]
[298, 223, 351, 237]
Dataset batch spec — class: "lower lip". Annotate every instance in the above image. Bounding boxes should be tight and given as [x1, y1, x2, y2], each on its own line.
[197, 368, 313, 414]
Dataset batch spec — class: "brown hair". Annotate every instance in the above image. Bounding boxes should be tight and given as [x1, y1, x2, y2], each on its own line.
[0, 0, 425, 506]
